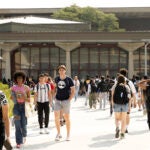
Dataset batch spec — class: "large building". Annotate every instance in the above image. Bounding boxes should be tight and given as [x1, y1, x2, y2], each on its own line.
[0, 7, 150, 80]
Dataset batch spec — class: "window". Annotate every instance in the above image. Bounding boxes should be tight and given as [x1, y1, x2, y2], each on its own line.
[71, 44, 128, 78]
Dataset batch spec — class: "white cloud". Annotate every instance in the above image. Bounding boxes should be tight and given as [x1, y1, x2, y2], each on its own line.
[0, 0, 150, 8]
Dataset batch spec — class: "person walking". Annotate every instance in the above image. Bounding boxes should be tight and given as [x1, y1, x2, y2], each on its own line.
[89, 79, 97, 109]
[111, 75, 131, 139]
[138, 78, 150, 130]
[54, 65, 75, 141]
[84, 75, 91, 106]
[73, 75, 80, 102]
[34, 73, 52, 134]
[97, 76, 108, 110]
[119, 68, 136, 133]
[10, 71, 30, 149]
[0, 91, 11, 150]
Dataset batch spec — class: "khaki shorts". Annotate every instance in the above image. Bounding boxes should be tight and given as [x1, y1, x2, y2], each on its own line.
[54, 99, 71, 114]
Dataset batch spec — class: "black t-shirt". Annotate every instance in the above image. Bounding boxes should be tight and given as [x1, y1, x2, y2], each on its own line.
[55, 76, 74, 101]
[0, 91, 8, 123]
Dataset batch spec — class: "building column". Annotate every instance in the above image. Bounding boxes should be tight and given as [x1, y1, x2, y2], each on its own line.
[55, 42, 80, 77]
[118, 42, 144, 78]
[0, 43, 19, 80]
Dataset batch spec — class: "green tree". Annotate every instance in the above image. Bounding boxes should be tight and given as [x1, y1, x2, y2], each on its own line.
[52, 5, 125, 31]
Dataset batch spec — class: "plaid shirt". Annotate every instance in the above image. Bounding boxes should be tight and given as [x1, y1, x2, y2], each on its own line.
[0, 91, 7, 106]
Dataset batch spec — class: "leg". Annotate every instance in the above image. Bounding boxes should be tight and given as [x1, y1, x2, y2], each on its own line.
[60, 110, 64, 126]
[37, 102, 44, 129]
[54, 111, 61, 134]
[20, 112, 27, 138]
[103, 92, 107, 110]
[62, 100, 71, 140]
[126, 113, 130, 132]
[89, 94, 93, 108]
[99, 93, 102, 109]
[120, 112, 127, 134]
[14, 115, 23, 144]
[63, 113, 71, 138]
[114, 112, 121, 138]
[44, 102, 50, 128]
[147, 110, 150, 130]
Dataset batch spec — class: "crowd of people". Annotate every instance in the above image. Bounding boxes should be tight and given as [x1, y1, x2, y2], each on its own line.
[0, 66, 150, 149]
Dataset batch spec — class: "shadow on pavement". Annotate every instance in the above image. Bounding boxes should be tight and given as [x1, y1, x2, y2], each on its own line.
[129, 129, 148, 135]
[89, 133, 119, 148]
[24, 140, 65, 149]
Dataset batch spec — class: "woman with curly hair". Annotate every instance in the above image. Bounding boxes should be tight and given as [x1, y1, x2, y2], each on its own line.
[11, 71, 30, 149]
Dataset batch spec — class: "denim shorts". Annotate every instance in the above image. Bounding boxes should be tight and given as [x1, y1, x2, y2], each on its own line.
[54, 99, 71, 114]
[113, 103, 129, 112]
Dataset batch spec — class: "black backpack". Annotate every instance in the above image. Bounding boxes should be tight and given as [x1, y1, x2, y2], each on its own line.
[98, 81, 108, 92]
[113, 84, 129, 104]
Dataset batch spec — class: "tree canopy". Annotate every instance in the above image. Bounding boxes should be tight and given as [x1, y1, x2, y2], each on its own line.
[52, 5, 125, 32]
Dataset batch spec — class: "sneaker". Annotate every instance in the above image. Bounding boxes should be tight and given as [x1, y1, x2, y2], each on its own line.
[55, 134, 62, 141]
[39, 128, 44, 134]
[60, 121, 64, 126]
[23, 137, 26, 144]
[45, 128, 49, 134]
[115, 127, 120, 138]
[125, 129, 128, 133]
[66, 136, 70, 141]
[120, 133, 125, 139]
[16, 144, 21, 149]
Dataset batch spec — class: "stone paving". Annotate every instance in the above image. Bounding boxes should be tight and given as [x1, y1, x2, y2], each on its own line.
[9, 96, 150, 150]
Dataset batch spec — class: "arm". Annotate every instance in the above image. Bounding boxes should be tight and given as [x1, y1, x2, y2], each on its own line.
[68, 86, 75, 101]
[2, 104, 10, 141]
[26, 87, 31, 102]
[48, 88, 52, 106]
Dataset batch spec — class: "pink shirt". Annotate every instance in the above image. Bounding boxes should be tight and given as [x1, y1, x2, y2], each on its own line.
[12, 85, 29, 103]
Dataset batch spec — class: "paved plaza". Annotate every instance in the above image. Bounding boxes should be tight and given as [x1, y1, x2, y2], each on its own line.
[10, 96, 150, 150]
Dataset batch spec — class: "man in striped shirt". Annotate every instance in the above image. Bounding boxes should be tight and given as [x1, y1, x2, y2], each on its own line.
[34, 74, 52, 134]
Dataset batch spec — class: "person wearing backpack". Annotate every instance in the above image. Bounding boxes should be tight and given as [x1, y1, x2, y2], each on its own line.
[119, 68, 137, 133]
[97, 76, 108, 110]
[89, 79, 97, 109]
[34, 73, 52, 134]
[111, 75, 131, 139]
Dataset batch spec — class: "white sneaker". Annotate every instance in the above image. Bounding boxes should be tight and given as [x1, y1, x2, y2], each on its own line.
[55, 134, 62, 141]
[66, 136, 70, 141]
[39, 128, 44, 134]
[23, 137, 26, 144]
[45, 128, 49, 134]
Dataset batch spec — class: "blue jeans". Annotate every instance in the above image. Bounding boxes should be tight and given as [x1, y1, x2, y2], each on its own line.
[74, 86, 79, 101]
[13, 104, 27, 144]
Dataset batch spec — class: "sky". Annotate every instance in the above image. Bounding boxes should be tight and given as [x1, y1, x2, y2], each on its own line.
[0, 0, 150, 8]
